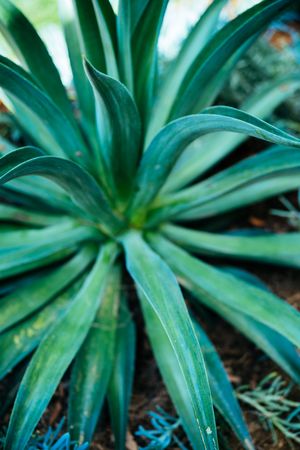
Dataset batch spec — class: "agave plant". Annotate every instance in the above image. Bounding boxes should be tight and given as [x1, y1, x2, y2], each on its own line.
[1, 0, 300, 449]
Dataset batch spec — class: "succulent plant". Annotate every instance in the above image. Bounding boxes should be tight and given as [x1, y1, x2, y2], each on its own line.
[0, 1, 300, 449]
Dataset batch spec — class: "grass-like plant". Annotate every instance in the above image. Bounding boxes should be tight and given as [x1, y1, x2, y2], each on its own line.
[0, 0, 300, 449]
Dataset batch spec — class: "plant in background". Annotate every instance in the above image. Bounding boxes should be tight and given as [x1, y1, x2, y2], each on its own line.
[137, 373, 300, 449]
[1, 0, 300, 449]
[271, 193, 300, 229]
[1, 418, 89, 450]
[136, 407, 187, 450]
[237, 373, 300, 446]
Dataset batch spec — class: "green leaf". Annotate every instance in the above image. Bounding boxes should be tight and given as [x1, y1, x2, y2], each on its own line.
[117, 0, 133, 90]
[0, 276, 86, 381]
[195, 266, 300, 384]
[5, 242, 118, 450]
[212, 299, 300, 385]
[0, 148, 123, 234]
[0, 218, 87, 248]
[148, 234, 300, 349]
[122, 231, 218, 450]
[58, 0, 98, 149]
[193, 320, 253, 450]
[5, 176, 79, 217]
[0, 0, 74, 122]
[0, 56, 88, 162]
[107, 297, 136, 450]
[162, 224, 300, 269]
[171, 147, 300, 221]
[132, 0, 168, 121]
[92, 0, 119, 79]
[130, 0, 150, 32]
[170, 0, 294, 118]
[72, 0, 106, 72]
[0, 245, 96, 333]
[85, 61, 141, 202]
[146, 0, 227, 144]
[0, 204, 59, 227]
[0, 222, 97, 281]
[129, 109, 300, 223]
[69, 265, 121, 444]
[164, 73, 300, 192]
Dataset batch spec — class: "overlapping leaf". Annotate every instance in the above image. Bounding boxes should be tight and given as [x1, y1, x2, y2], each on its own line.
[164, 73, 300, 192]
[129, 109, 300, 223]
[193, 320, 254, 450]
[0, 148, 123, 233]
[5, 242, 118, 450]
[149, 235, 300, 348]
[162, 224, 300, 268]
[107, 298, 136, 450]
[69, 265, 120, 444]
[170, 0, 294, 118]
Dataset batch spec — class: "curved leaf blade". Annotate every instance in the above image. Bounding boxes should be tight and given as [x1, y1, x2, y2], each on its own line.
[92, 0, 119, 79]
[170, 0, 294, 117]
[146, 0, 227, 144]
[164, 73, 300, 192]
[0, 0, 73, 122]
[132, 0, 168, 120]
[0, 276, 87, 381]
[148, 234, 300, 349]
[117, 0, 133, 90]
[150, 146, 300, 224]
[0, 57, 88, 161]
[69, 265, 121, 444]
[5, 242, 118, 450]
[195, 266, 300, 384]
[0, 148, 123, 234]
[130, 109, 300, 222]
[122, 231, 218, 450]
[58, 0, 98, 148]
[162, 224, 300, 269]
[0, 245, 96, 333]
[85, 61, 141, 201]
[107, 297, 136, 450]
[193, 320, 253, 450]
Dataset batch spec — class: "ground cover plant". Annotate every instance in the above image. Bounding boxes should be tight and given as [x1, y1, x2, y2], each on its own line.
[0, 0, 300, 449]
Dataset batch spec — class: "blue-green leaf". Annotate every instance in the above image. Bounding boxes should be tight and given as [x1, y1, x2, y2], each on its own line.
[170, 0, 294, 118]
[122, 231, 218, 450]
[0, 0, 74, 122]
[129, 109, 300, 223]
[193, 320, 253, 450]
[69, 265, 121, 444]
[107, 297, 136, 450]
[148, 235, 300, 349]
[146, 0, 227, 144]
[85, 61, 141, 202]
[162, 224, 300, 269]
[0, 56, 88, 162]
[0, 245, 96, 333]
[5, 242, 118, 450]
[0, 148, 123, 234]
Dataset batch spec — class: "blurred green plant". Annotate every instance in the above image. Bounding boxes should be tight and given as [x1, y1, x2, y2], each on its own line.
[14, 0, 59, 27]
[271, 194, 300, 229]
